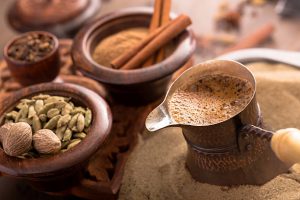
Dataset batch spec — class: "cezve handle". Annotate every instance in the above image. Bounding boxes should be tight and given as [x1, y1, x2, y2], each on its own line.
[271, 128, 300, 166]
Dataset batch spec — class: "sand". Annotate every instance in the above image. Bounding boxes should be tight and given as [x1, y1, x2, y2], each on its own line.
[119, 62, 300, 200]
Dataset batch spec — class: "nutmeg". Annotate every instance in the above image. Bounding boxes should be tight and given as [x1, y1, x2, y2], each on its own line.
[1, 122, 32, 157]
[33, 129, 61, 154]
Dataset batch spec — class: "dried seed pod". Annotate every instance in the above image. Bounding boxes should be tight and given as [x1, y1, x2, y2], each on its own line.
[62, 128, 72, 142]
[44, 96, 65, 104]
[34, 99, 44, 113]
[85, 109, 92, 128]
[5, 111, 18, 120]
[57, 114, 71, 128]
[61, 103, 72, 115]
[67, 139, 81, 149]
[32, 115, 42, 132]
[33, 129, 61, 154]
[68, 113, 79, 128]
[39, 114, 47, 122]
[28, 105, 36, 119]
[71, 107, 86, 115]
[1, 122, 32, 157]
[20, 99, 35, 105]
[38, 102, 66, 115]
[15, 104, 29, 122]
[73, 132, 86, 139]
[56, 125, 67, 140]
[44, 115, 61, 129]
[32, 94, 50, 100]
[47, 108, 60, 118]
[77, 113, 85, 132]
[16, 102, 27, 110]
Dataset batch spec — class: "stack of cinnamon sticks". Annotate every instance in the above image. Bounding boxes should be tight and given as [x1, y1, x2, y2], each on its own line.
[111, 0, 192, 70]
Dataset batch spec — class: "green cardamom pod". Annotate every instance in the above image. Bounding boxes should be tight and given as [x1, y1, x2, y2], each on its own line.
[32, 115, 42, 132]
[71, 107, 86, 115]
[44, 96, 65, 104]
[38, 102, 66, 115]
[62, 128, 72, 142]
[39, 114, 47, 122]
[5, 111, 18, 120]
[32, 94, 50, 100]
[77, 113, 85, 132]
[57, 114, 71, 128]
[73, 132, 86, 139]
[34, 100, 44, 113]
[84, 109, 92, 128]
[15, 104, 29, 122]
[56, 125, 67, 140]
[44, 115, 61, 129]
[67, 139, 81, 149]
[61, 103, 73, 115]
[47, 108, 60, 118]
[68, 113, 79, 129]
[20, 99, 35, 105]
[28, 105, 37, 119]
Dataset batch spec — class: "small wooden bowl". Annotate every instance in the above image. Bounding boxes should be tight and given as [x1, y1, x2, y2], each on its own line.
[72, 7, 196, 105]
[0, 83, 112, 192]
[3, 31, 60, 86]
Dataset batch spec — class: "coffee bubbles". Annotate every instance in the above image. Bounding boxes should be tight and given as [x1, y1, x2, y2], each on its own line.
[168, 74, 254, 126]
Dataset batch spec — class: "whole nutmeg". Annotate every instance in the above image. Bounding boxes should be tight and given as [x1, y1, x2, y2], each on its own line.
[1, 122, 32, 157]
[33, 129, 61, 154]
[0, 123, 13, 142]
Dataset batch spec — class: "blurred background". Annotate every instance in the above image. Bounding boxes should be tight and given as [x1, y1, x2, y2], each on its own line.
[1, 0, 300, 199]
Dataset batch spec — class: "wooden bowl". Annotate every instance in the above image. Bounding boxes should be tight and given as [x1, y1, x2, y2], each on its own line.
[3, 31, 60, 86]
[0, 83, 112, 192]
[72, 7, 196, 105]
[7, 0, 101, 38]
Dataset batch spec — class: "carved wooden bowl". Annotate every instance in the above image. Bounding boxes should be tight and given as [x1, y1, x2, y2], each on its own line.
[72, 7, 196, 105]
[3, 31, 60, 86]
[0, 83, 112, 192]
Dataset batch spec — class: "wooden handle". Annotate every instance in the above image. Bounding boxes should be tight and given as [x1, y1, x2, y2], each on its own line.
[271, 128, 300, 166]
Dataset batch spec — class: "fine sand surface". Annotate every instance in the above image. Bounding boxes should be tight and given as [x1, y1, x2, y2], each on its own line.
[119, 62, 300, 200]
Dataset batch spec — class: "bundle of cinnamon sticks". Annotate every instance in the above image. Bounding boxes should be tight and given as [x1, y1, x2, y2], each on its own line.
[111, 0, 192, 70]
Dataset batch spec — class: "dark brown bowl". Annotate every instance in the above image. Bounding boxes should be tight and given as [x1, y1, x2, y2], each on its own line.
[72, 7, 196, 105]
[0, 83, 112, 192]
[3, 31, 60, 86]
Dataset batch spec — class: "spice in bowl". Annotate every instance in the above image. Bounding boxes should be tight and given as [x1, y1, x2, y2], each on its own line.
[92, 28, 148, 67]
[91, 0, 192, 70]
[0, 94, 92, 158]
[7, 33, 55, 63]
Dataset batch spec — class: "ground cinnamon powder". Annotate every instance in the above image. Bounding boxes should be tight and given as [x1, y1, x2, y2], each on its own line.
[119, 62, 300, 200]
[92, 28, 148, 67]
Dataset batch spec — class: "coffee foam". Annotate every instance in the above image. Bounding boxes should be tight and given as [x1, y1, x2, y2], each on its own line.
[168, 74, 254, 125]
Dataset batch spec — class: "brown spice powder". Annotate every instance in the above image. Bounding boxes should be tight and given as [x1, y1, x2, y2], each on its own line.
[92, 28, 148, 68]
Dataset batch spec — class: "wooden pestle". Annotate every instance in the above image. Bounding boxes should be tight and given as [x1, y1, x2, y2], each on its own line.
[271, 128, 300, 166]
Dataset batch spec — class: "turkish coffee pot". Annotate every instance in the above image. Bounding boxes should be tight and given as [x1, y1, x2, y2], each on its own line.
[146, 60, 300, 186]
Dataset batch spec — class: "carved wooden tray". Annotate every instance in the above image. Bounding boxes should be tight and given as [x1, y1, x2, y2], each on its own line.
[0, 39, 193, 199]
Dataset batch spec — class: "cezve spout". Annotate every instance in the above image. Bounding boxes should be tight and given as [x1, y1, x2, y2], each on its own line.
[145, 104, 173, 132]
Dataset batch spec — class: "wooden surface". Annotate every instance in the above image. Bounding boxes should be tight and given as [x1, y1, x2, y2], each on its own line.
[1, 0, 300, 199]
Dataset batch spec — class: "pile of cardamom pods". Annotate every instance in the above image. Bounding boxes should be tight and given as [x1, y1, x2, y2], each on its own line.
[3, 94, 92, 157]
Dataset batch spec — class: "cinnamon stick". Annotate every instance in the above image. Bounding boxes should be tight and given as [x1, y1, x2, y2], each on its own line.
[143, 0, 164, 67]
[111, 19, 175, 69]
[156, 0, 171, 63]
[221, 22, 274, 54]
[119, 14, 191, 70]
